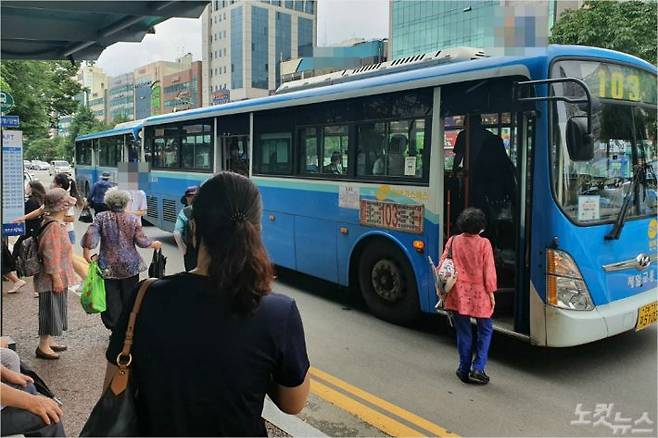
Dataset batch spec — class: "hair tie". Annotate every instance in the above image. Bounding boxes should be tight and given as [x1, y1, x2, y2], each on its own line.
[231, 210, 247, 224]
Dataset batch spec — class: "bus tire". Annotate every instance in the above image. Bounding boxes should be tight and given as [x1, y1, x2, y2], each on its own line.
[358, 239, 419, 324]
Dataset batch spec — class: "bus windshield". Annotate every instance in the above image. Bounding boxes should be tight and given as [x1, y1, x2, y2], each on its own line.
[550, 60, 657, 225]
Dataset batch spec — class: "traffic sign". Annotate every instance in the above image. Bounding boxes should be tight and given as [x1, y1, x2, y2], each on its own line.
[0, 91, 15, 113]
[1, 115, 19, 128]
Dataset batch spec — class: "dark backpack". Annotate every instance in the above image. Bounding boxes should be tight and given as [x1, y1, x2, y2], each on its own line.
[15, 219, 56, 277]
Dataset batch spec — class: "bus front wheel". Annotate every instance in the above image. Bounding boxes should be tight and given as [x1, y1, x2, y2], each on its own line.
[358, 240, 419, 324]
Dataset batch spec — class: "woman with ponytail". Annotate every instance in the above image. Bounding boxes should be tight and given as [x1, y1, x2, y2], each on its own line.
[103, 172, 310, 436]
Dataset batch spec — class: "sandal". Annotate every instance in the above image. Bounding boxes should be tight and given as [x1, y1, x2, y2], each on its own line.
[35, 347, 59, 360]
[7, 280, 26, 294]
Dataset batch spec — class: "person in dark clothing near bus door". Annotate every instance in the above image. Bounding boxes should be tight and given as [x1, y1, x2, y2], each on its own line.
[173, 186, 198, 271]
[86, 172, 115, 215]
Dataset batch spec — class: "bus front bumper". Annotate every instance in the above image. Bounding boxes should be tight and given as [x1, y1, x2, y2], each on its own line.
[544, 288, 657, 347]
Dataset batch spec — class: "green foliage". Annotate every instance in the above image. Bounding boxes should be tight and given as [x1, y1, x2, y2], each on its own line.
[24, 136, 69, 162]
[1, 61, 82, 141]
[550, 1, 657, 65]
[66, 103, 112, 159]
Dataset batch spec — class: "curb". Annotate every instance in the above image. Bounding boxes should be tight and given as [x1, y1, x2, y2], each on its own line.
[263, 398, 327, 437]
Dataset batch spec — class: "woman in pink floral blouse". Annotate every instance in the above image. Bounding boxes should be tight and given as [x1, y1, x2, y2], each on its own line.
[34, 188, 77, 360]
[440, 207, 497, 385]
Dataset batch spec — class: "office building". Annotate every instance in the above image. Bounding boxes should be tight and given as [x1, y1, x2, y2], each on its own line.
[134, 58, 189, 119]
[78, 63, 109, 123]
[389, 0, 582, 59]
[280, 38, 387, 84]
[108, 73, 135, 122]
[201, 0, 317, 105]
[162, 60, 204, 113]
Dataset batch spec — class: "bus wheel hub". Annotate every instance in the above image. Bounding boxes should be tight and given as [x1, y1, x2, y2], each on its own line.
[371, 260, 402, 302]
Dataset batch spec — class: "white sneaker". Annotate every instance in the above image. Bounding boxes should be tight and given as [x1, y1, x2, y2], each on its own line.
[7, 279, 26, 294]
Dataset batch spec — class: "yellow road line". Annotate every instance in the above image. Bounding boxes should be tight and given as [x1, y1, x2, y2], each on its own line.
[310, 367, 459, 437]
[311, 378, 425, 437]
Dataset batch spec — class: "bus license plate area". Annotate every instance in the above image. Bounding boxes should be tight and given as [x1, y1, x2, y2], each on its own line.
[635, 301, 658, 331]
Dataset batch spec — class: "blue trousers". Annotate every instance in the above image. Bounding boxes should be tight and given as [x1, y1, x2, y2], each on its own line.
[452, 314, 493, 373]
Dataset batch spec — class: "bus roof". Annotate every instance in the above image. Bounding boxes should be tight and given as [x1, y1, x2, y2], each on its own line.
[75, 120, 143, 142]
[143, 45, 656, 128]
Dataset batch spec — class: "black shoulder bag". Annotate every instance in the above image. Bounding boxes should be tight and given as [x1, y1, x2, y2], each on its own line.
[80, 278, 157, 437]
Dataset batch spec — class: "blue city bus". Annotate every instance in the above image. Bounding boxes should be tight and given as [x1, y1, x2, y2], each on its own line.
[74, 120, 143, 197]
[97, 45, 656, 346]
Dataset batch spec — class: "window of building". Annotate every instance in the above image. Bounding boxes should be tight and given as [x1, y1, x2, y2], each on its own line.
[210, 52, 213, 60]
[275, 11, 291, 88]
[298, 16, 313, 57]
[294, 0, 303, 12]
[251, 6, 269, 89]
[304, 0, 314, 14]
[284, 0, 293, 9]
[214, 0, 219, 10]
[231, 6, 243, 89]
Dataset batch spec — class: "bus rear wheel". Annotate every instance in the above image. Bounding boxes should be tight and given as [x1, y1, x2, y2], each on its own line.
[358, 240, 419, 324]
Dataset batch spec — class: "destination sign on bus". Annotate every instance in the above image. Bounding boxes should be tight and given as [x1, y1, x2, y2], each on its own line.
[589, 64, 657, 105]
[359, 200, 424, 234]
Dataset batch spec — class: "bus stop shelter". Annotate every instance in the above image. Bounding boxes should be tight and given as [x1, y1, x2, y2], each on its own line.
[1, 1, 208, 60]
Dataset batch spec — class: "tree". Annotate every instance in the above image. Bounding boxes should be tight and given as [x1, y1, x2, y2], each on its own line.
[1, 61, 82, 142]
[24, 136, 68, 162]
[66, 103, 112, 159]
[550, 1, 657, 65]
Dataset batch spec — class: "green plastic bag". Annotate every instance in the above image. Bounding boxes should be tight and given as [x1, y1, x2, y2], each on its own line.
[80, 261, 107, 314]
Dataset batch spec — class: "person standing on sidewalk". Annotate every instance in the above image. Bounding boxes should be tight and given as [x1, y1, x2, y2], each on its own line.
[81, 189, 161, 332]
[51, 173, 85, 245]
[34, 189, 77, 360]
[173, 186, 198, 272]
[104, 172, 310, 436]
[86, 172, 115, 216]
[2, 240, 26, 294]
[439, 208, 497, 385]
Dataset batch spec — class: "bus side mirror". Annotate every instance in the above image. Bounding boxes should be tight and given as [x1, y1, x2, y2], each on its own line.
[566, 117, 594, 161]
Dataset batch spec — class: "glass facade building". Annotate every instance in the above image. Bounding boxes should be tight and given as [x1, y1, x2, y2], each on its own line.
[298, 17, 313, 57]
[275, 11, 292, 88]
[203, 0, 316, 102]
[230, 6, 244, 89]
[389, 0, 580, 60]
[251, 6, 269, 89]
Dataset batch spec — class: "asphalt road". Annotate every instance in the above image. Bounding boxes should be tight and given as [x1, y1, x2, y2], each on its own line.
[8, 170, 658, 437]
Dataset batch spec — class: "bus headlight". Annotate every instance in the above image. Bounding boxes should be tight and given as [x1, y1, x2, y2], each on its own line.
[546, 249, 594, 311]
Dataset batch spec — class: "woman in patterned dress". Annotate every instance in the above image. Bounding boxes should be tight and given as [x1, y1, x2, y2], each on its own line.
[81, 189, 161, 332]
[34, 188, 77, 360]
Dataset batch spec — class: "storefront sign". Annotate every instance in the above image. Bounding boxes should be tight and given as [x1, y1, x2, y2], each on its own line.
[2, 130, 25, 235]
[359, 199, 424, 234]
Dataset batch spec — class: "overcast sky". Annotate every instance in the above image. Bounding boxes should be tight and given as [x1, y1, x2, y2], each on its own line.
[96, 0, 388, 77]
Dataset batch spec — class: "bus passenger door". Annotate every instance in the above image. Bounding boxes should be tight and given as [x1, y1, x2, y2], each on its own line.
[222, 135, 250, 176]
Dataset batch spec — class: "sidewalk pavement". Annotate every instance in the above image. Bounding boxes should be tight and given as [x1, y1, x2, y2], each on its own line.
[1, 277, 325, 437]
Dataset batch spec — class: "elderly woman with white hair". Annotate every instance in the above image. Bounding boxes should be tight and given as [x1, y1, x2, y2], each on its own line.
[82, 189, 161, 332]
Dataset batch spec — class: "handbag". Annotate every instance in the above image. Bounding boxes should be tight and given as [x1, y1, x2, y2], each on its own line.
[80, 278, 157, 437]
[148, 249, 166, 278]
[15, 220, 56, 277]
[80, 260, 107, 314]
[78, 206, 93, 223]
[436, 236, 458, 294]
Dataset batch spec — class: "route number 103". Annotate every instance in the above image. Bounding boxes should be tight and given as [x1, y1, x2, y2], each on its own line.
[597, 70, 641, 101]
